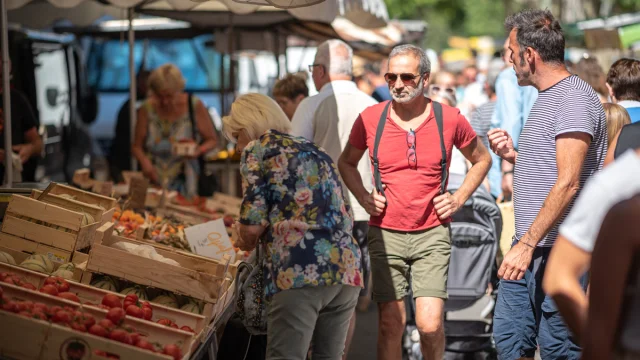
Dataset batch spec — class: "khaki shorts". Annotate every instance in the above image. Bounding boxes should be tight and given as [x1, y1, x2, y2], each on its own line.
[368, 225, 451, 302]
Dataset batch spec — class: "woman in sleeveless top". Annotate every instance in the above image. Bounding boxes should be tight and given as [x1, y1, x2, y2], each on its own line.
[132, 64, 217, 196]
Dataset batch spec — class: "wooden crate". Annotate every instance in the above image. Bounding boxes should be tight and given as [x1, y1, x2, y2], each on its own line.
[2, 195, 101, 252]
[0, 243, 88, 281]
[31, 183, 117, 225]
[0, 282, 195, 359]
[86, 223, 233, 305]
[0, 261, 207, 333]
[0, 232, 74, 264]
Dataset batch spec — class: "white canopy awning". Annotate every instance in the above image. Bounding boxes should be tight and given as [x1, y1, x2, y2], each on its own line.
[7, 0, 388, 29]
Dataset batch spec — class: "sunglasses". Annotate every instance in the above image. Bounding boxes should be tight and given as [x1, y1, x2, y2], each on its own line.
[308, 64, 323, 72]
[429, 85, 456, 96]
[407, 128, 417, 169]
[384, 72, 424, 84]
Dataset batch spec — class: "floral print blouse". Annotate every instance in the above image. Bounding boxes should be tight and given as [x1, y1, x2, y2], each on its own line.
[239, 129, 363, 298]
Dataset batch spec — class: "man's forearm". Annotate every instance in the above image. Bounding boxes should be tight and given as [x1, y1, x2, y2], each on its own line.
[338, 160, 369, 205]
[550, 279, 588, 342]
[502, 158, 514, 172]
[522, 182, 579, 246]
[454, 158, 491, 205]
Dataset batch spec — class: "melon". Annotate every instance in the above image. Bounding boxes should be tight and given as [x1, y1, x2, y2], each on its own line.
[152, 295, 179, 309]
[81, 212, 95, 226]
[121, 286, 148, 300]
[52, 268, 74, 280]
[180, 303, 201, 315]
[0, 251, 16, 265]
[58, 194, 76, 200]
[20, 254, 54, 273]
[91, 276, 119, 292]
[185, 297, 205, 312]
[57, 262, 76, 272]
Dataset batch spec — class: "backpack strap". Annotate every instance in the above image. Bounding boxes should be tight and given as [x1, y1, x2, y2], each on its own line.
[187, 93, 197, 141]
[372, 100, 449, 198]
[372, 101, 392, 198]
[432, 101, 448, 194]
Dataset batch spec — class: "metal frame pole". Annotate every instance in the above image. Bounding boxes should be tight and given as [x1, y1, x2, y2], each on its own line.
[1, 0, 12, 187]
[128, 8, 137, 171]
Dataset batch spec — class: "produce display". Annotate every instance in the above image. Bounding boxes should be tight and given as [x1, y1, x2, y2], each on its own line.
[0, 283, 184, 359]
[0, 182, 240, 359]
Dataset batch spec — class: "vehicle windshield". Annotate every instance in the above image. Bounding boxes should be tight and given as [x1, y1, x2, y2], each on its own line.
[85, 35, 231, 92]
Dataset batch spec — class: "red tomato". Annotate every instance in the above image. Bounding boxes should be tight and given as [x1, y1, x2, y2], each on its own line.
[15, 301, 33, 312]
[31, 311, 48, 321]
[123, 294, 139, 309]
[2, 300, 17, 312]
[98, 318, 115, 332]
[180, 325, 195, 333]
[135, 339, 156, 352]
[109, 329, 131, 344]
[125, 304, 144, 319]
[52, 310, 72, 324]
[88, 324, 109, 338]
[170, 323, 178, 329]
[45, 305, 62, 318]
[106, 307, 126, 326]
[77, 313, 96, 328]
[39, 284, 59, 296]
[101, 294, 122, 309]
[163, 344, 182, 360]
[32, 303, 49, 313]
[156, 318, 172, 326]
[44, 276, 70, 293]
[70, 322, 87, 332]
[57, 292, 80, 303]
[141, 306, 153, 320]
[21, 283, 36, 290]
[18, 310, 31, 317]
[129, 332, 141, 345]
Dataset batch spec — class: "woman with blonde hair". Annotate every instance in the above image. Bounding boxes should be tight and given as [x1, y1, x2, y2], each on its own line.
[604, 103, 631, 147]
[132, 64, 217, 195]
[225, 93, 363, 360]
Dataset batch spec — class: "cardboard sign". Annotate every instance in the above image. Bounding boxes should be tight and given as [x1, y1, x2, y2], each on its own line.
[128, 177, 149, 209]
[184, 219, 236, 263]
[92, 181, 113, 197]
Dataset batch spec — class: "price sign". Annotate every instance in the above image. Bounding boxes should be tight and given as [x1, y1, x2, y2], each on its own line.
[184, 219, 236, 262]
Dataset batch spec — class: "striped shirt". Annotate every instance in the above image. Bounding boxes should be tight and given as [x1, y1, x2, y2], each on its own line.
[470, 100, 496, 151]
[513, 75, 607, 247]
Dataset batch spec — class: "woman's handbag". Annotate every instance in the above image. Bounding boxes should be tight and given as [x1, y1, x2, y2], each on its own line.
[235, 241, 268, 335]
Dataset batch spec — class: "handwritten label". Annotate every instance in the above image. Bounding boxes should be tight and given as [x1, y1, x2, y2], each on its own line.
[184, 219, 236, 263]
[128, 177, 149, 209]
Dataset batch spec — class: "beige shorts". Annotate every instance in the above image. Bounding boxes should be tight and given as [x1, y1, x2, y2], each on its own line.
[368, 225, 451, 302]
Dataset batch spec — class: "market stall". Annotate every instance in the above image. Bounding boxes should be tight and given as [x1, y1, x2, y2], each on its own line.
[0, 180, 243, 359]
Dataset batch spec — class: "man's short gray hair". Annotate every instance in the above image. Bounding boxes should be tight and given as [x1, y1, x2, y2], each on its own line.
[389, 44, 431, 74]
[314, 39, 353, 77]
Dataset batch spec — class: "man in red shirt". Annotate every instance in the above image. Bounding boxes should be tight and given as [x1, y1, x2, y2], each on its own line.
[339, 44, 491, 359]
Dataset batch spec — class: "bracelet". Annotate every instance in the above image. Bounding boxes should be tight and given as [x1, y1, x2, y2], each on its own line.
[517, 238, 536, 249]
[502, 170, 514, 175]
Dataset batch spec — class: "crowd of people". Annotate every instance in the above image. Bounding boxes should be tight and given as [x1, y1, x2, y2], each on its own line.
[221, 7, 640, 360]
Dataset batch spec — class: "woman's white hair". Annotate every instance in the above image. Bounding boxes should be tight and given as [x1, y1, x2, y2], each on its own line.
[314, 39, 353, 77]
[223, 93, 292, 141]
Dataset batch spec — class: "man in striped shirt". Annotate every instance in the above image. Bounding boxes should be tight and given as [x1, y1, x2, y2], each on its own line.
[488, 9, 607, 360]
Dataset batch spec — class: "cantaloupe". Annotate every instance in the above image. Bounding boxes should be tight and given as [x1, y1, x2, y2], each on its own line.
[121, 286, 148, 300]
[52, 263, 75, 279]
[180, 303, 201, 314]
[81, 211, 95, 226]
[20, 254, 54, 273]
[152, 295, 179, 309]
[0, 251, 16, 265]
[91, 276, 119, 292]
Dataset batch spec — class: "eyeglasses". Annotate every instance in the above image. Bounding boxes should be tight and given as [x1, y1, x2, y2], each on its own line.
[407, 128, 417, 169]
[384, 72, 424, 85]
[308, 64, 323, 72]
[429, 85, 456, 96]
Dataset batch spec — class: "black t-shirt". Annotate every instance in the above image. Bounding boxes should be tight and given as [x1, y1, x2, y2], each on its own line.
[614, 122, 640, 159]
[0, 88, 38, 181]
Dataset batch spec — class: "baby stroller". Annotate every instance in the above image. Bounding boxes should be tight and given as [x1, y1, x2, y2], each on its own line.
[403, 174, 502, 360]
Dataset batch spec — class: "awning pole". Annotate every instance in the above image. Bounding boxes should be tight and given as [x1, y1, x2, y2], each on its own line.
[128, 8, 137, 171]
[1, 0, 12, 187]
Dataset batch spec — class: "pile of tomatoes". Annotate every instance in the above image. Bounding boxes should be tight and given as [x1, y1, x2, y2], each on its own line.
[0, 276, 186, 359]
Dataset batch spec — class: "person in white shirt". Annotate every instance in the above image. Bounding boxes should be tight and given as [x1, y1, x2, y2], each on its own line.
[291, 39, 377, 359]
[543, 148, 640, 358]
